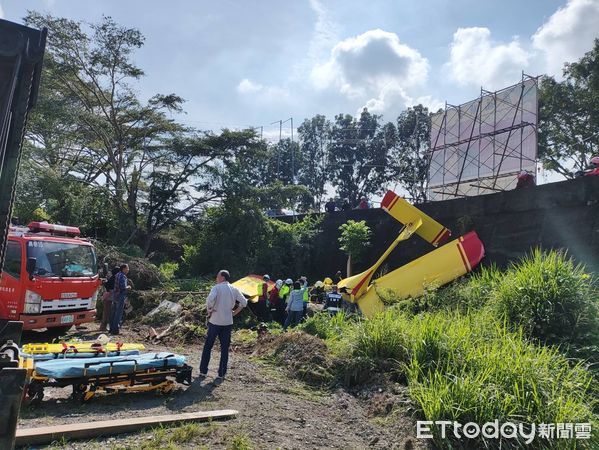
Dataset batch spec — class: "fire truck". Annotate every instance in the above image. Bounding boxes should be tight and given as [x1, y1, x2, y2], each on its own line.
[0, 222, 100, 332]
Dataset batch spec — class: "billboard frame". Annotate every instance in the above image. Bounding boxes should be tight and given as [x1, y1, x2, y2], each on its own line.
[426, 73, 539, 200]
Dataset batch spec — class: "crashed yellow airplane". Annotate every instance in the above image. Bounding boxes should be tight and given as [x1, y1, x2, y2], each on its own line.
[339, 190, 485, 317]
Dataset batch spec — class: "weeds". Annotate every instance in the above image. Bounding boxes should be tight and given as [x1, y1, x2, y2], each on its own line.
[227, 432, 253, 450]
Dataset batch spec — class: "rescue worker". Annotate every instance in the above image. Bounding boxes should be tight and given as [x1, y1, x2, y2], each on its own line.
[257, 274, 270, 321]
[269, 279, 283, 321]
[515, 171, 535, 189]
[277, 279, 293, 325]
[335, 270, 343, 283]
[325, 285, 343, 315]
[110, 263, 130, 335]
[584, 156, 599, 176]
[310, 280, 325, 303]
[284, 281, 306, 330]
[323, 277, 334, 293]
[99, 266, 120, 331]
[300, 276, 309, 318]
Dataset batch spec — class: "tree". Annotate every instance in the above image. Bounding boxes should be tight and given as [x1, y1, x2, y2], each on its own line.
[297, 115, 331, 210]
[329, 109, 395, 207]
[538, 39, 599, 178]
[338, 220, 371, 276]
[21, 13, 228, 252]
[390, 105, 431, 203]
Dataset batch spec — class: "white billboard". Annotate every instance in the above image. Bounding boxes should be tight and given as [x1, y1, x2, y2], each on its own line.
[427, 77, 538, 200]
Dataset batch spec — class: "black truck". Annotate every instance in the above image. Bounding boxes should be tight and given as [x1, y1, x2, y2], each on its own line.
[0, 18, 46, 450]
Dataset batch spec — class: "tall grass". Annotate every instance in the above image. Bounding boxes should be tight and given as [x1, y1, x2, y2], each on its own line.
[294, 251, 599, 447]
[493, 249, 599, 347]
[345, 311, 597, 448]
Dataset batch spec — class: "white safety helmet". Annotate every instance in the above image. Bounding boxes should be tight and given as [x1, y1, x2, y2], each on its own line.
[275, 279, 283, 289]
[285, 278, 293, 285]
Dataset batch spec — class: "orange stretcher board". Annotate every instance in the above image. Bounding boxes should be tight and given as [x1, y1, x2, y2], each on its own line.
[380, 190, 451, 247]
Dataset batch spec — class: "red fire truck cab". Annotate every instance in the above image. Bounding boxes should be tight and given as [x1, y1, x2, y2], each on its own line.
[0, 222, 100, 331]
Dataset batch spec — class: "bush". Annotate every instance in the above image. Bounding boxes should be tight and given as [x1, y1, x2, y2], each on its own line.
[493, 249, 599, 347]
[158, 262, 179, 282]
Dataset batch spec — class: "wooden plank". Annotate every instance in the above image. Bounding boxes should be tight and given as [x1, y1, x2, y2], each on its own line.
[15, 410, 238, 446]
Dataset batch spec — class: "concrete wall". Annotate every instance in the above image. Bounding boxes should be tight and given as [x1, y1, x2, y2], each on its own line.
[292, 176, 599, 279]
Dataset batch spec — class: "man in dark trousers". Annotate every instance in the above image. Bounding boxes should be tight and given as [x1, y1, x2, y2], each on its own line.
[109, 264, 130, 335]
[199, 269, 247, 380]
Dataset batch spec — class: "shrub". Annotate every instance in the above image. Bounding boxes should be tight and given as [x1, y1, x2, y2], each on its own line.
[158, 262, 179, 281]
[493, 249, 599, 347]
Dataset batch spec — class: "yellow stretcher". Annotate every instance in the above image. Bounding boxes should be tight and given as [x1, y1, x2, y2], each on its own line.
[22, 341, 145, 355]
[339, 190, 485, 317]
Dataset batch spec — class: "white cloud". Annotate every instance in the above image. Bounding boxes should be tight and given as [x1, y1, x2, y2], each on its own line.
[236, 78, 290, 102]
[306, 0, 339, 65]
[237, 78, 263, 94]
[311, 29, 429, 99]
[447, 27, 530, 89]
[532, 0, 599, 77]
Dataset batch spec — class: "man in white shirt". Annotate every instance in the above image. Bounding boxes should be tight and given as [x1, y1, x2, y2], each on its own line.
[199, 269, 247, 380]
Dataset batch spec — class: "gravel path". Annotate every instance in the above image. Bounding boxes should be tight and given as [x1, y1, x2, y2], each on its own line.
[17, 325, 429, 449]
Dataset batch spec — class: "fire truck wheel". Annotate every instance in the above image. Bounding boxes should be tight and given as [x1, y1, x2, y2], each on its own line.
[47, 325, 73, 338]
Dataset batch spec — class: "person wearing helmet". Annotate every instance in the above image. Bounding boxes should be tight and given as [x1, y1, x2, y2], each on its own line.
[269, 279, 283, 320]
[323, 277, 334, 292]
[584, 156, 599, 176]
[515, 171, 535, 189]
[325, 285, 343, 315]
[284, 280, 307, 330]
[275, 278, 293, 325]
[310, 280, 325, 303]
[256, 274, 270, 321]
[299, 276, 310, 318]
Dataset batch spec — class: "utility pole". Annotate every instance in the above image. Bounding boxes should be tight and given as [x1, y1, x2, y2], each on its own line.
[271, 119, 283, 179]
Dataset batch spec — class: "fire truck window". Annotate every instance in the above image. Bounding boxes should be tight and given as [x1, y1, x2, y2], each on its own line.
[4, 241, 22, 278]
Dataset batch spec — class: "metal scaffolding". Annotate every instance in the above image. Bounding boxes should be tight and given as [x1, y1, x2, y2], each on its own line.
[426, 74, 539, 201]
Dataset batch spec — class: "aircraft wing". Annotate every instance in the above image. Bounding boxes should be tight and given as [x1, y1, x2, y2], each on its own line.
[357, 231, 485, 317]
[380, 190, 451, 246]
[232, 275, 274, 303]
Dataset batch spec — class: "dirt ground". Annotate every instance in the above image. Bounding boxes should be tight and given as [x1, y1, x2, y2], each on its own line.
[17, 323, 430, 450]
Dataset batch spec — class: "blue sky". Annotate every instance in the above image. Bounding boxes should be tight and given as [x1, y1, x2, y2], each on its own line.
[1, 0, 598, 141]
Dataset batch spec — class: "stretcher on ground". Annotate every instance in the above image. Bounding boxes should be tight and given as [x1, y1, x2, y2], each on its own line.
[22, 351, 192, 404]
[339, 190, 485, 317]
[21, 341, 145, 355]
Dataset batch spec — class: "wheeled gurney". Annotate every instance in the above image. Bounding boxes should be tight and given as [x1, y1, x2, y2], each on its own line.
[24, 351, 192, 404]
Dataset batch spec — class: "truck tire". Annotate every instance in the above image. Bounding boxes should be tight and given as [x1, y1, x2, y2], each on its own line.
[47, 325, 72, 337]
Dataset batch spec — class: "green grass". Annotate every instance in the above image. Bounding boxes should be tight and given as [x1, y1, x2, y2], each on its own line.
[137, 422, 216, 449]
[493, 249, 599, 347]
[226, 432, 253, 450]
[294, 255, 599, 450]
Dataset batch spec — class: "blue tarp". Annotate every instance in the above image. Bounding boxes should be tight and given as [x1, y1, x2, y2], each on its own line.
[34, 352, 186, 378]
